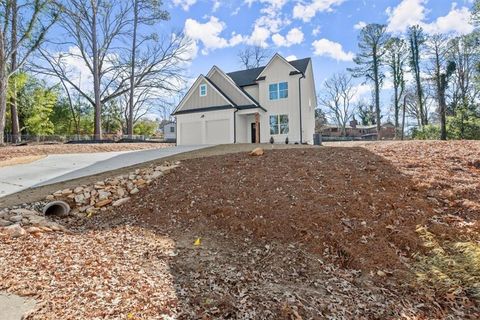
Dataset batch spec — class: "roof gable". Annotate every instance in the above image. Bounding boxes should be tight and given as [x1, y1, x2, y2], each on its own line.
[207, 66, 258, 106]
[256, 53, 300, 80]
[172, 75, 234, 115]
[226, 55, 311, 87]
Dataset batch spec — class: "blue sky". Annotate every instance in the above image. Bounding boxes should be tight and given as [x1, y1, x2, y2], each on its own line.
[164, 0, 476, 96]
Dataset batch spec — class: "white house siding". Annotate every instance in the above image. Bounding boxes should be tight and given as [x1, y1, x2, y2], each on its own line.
[301, 61, 316, 144]
[208, 70, 253, 106]
[164, 123, 176, 142]
[257, 56, 302, 144]
[180, 78, 231, 112]
[243, 85, 260, 102]
[235, 113, 257, 143]
[176, 109, 235, 145]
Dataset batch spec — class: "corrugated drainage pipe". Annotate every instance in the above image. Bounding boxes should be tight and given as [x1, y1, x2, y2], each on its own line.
[43, 201, 71, 217]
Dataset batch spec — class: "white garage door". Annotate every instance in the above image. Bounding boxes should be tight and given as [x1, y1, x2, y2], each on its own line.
[206, 119, 230, 144]
[180, 122, 202, 145]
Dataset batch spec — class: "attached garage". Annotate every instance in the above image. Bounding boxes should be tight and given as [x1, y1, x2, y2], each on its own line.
[179, 122, 202, 145]
[206, 119, 231, 144]
[172, 74, 237, 146]
[176, 110, 235, 145]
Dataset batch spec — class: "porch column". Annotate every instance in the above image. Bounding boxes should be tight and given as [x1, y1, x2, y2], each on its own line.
[255, 112, 260, 143]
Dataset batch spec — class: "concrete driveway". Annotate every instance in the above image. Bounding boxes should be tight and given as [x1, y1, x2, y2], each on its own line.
[0, 145, 209, 198]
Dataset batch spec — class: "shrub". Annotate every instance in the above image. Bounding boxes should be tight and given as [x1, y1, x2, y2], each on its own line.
[411, 125, 441, 140]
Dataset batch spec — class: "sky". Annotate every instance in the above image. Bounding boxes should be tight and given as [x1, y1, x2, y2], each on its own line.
[42, 0, 477, 120]
[158, 0, 476, 113]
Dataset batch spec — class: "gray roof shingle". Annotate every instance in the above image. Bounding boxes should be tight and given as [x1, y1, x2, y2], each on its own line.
[226, 57, 311, 87]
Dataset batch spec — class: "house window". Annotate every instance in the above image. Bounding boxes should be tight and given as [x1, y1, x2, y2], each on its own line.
[269, 82, 288, 100]
[269, 114, 289, 135]
[199, 84, 207, 97]
[170, 126, 175, 133]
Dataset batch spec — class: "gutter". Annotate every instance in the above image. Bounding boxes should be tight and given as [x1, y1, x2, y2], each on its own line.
[233, 108, 238, 143]
[298, 72, 305, 144]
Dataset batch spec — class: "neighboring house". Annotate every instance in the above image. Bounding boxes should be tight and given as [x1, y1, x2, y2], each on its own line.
[163, 122, 176, 142]
[172, 54, 317, 145]
[321, 119, 396, 140]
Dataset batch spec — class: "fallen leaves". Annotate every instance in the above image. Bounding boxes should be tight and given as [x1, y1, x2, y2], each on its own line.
[1, 141, 480, 318]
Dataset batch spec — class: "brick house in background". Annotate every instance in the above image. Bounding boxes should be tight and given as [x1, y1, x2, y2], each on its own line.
[321, 119, 395, 140]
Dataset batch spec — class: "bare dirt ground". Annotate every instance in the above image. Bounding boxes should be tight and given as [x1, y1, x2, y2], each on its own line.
[0, 143, 172, 167]
[0, 141, 479, 319]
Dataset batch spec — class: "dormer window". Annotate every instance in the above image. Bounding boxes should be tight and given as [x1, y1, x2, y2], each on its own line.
[269, 82, 288, 100]
[200, 84, 207, 97]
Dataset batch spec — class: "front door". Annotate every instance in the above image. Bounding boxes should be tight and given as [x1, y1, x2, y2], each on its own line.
[251, 123, 257, 143]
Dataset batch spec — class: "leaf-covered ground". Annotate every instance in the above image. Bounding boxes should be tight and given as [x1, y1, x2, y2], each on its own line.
[1, 141, 479, 319]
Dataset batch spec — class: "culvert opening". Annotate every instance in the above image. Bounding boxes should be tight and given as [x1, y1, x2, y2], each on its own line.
[43, 201, 70, 217]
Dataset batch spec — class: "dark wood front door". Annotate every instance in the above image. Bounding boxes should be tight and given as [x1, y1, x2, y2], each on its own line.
[251, 123, 257, 143]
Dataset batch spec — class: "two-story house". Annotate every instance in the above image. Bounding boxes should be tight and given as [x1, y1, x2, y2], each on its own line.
[172, 53, 316, 145]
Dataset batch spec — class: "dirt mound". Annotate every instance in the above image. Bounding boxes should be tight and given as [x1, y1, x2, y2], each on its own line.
[120, 147, 433, 272]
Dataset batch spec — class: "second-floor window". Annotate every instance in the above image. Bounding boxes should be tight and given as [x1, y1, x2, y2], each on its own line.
[269, 82, 288, 100]
[200, 84, 207, 97]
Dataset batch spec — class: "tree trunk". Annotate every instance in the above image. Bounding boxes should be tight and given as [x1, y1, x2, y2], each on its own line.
[0, 27, 6, 145]
[439, 78, 447, 140]
[10, 0, 20, 143]
[410, 31, 426, 127]
[401, 95, 407, 141]
[127, 0, 139, 138]
[393, 81, 399, 139]
[91, 2, 102, 140]
[373, 49, 381, 140]
[0, 74, 7, 145]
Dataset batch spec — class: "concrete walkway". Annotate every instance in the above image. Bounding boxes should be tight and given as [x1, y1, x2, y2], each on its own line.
[0, 293, 36, 320]
[0, 145, 209, 197]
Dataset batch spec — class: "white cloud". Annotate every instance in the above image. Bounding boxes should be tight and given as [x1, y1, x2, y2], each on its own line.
[246, 26, 271, 47]
[172, 0, 197, 11]
[212, 0, 221, 12]
[184, 17, 244, 54]
[352, 83, 371, 103]
[312, 26, 321, 36]
[354, 21, 367, 30]
[312, 38, 354, 62]
[243, 0, 291, 47]
[424, 4, 474, 35]
[386, 0, 427, 33]
[386, 0, 474, 35]
[285, 55, 298, 61]
[293, 0, 346, 22]
[229, 33, 246, 46]
[272, 27, 304, 47]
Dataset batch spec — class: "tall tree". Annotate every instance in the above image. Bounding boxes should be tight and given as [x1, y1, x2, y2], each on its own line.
[385, 37, 407, 138]
[40, 0, 132, 140]
[9, 0, 20, 143]
[427, 34, 456, 140]
[238, 46, 271, 70]
[318, 73, 357, 136]
[408, 25, 428, 127]
[349, 24, 390, 139]
[448, 34, 480, 115]
[127, 0, 169, 137]
[0, 0, 55, 145]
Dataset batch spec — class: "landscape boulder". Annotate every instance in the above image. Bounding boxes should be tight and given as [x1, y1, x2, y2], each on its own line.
[3, 224, 27, 238]
[250, 148, 265, 156]
[44, 160, 181, 215]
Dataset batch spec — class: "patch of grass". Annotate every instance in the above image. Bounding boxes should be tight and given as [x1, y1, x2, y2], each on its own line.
[414, 226, 480, 299]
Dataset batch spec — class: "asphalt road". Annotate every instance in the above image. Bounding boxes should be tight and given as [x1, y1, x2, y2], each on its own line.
[0, 145, 209, 198]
